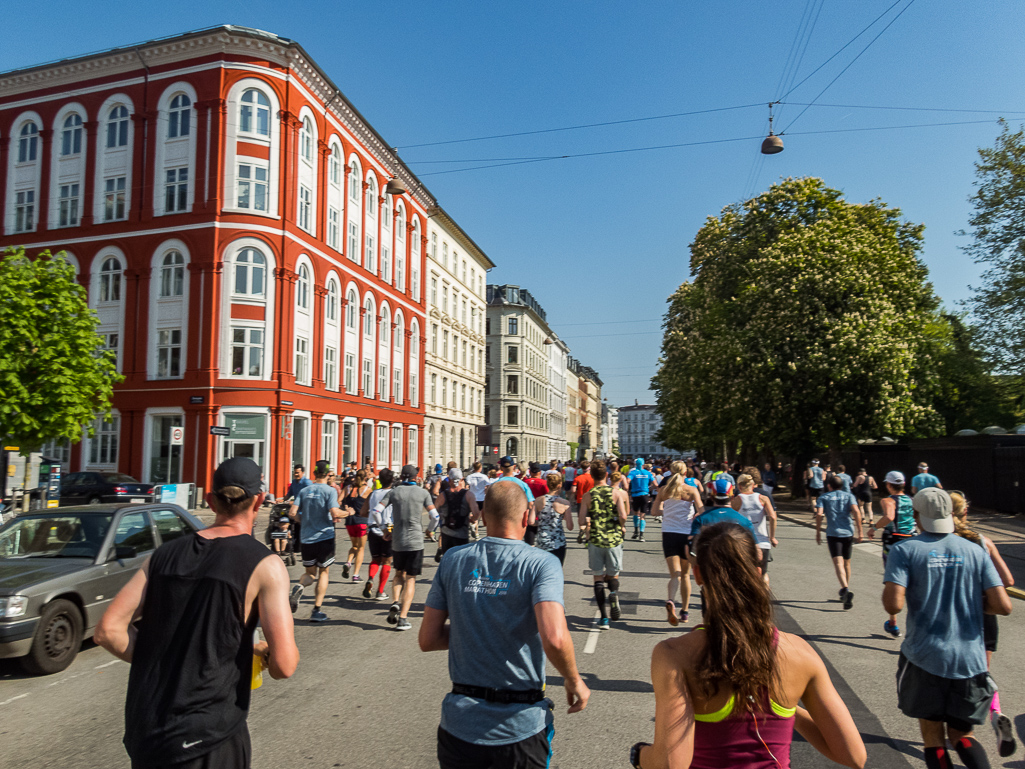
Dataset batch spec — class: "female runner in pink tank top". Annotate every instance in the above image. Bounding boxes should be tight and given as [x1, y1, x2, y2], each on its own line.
[630, 522, 866, 769]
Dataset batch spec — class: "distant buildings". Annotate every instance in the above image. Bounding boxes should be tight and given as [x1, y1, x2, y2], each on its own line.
[618, 402, 677, 458]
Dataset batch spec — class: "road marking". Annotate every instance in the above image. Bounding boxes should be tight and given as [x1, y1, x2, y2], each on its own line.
[853, 543, 882, 554]
[0, 693, 28, 706]
[583, 611, 602, 654]
[95, 660, 120, 669]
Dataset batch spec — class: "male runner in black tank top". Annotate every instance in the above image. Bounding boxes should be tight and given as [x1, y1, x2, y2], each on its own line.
[96, 457, 299, 769]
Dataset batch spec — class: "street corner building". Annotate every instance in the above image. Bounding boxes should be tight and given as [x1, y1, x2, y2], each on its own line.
[0, 25, 496, 495]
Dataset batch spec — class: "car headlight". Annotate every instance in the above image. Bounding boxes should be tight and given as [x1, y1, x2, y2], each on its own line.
[0, 596, 28, 618]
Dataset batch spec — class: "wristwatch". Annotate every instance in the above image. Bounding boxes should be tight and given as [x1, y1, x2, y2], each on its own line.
[630, 742, 650, 768]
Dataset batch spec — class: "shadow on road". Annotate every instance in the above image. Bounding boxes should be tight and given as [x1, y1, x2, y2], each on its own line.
[548, 673, 654, 694]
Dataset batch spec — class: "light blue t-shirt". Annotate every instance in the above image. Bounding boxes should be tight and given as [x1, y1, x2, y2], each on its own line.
[884, 533, 1003, 679]
[689, 507, 755, 549]
[836, 473, 853, 494]
[627, 468, 656, 497]
[492, 476, 535, 504]
[425, 538, 563, 745]
[295, 483, 338, 544]
[808, 466, 824, 489]
[817, 490, 857, 537]
[912, 473, 940, 492]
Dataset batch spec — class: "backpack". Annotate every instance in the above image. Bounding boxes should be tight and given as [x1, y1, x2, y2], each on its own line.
[443, 489, 469, 530]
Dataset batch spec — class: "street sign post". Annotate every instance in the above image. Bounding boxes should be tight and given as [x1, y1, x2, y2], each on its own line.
[170, 426, 184, 446]
[210, 426, 231, 436]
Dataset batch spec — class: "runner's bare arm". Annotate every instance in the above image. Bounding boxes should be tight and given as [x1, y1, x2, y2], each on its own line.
[468, 494, 481, 524]
[579, 490, 591, 531]
[95, 559, 150, 663]
[418, 606, 450, 651]
[254, 555, 299, 679]
[882, 582, 905, 615]
[850, 502, 863, 542]
[535, 601, 589, 714]
[984, 584, 1013, 616]
[650, 487, 666, 518]
[763, 495, 778, 545]
[637, 639, 695, 769]
[615, 491, 629, 526]
[986, 540, 1015, 587]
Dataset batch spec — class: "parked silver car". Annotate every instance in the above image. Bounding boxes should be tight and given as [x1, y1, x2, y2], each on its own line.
[0, 504, 204, 674]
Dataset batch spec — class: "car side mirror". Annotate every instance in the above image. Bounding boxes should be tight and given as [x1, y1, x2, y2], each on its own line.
[111, 545, 137, 561]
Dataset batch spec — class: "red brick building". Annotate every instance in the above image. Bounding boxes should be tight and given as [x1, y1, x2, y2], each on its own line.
[0, 26, 434, 495]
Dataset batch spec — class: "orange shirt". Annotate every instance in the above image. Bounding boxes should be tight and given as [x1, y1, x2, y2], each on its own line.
[575, 472, 595, 504]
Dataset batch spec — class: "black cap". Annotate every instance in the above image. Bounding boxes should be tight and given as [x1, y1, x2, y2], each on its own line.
[400, 464, 418, 480]
[212, 457, 263, 497]
[529, 462, 540, 474]
[500, 455, 515, 467]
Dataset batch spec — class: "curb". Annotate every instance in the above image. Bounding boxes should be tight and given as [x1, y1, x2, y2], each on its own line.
[777, 510, 1025, 602]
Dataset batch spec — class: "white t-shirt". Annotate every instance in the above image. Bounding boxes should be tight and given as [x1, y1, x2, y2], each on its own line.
[661, 498, 696, 535]
[466, 472, 490, 502]
[737, 492, 770, 548]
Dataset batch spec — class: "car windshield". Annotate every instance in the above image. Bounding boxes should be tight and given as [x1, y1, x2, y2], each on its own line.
[0, 515, 113, 559]
[100, 473, 140, 484]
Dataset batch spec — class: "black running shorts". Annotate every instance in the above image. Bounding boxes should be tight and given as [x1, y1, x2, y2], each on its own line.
[808, 487, 823, 499]
[630, 495, 649, 513]
[131, 724, 251, 769]
[984, 613, 998, 653]
[393, 549, 424, 576]
[438, 725, 551, 769]
[661, 532, 691, 560]
[758, 548, 771, 574]
[300, 538, 336, 568]
[896, 652, 994, 732]
[827, 535, 853, 560]
[368, 532, 392, 559]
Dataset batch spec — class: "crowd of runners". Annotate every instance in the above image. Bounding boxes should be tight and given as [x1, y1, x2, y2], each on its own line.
[93, 451, 1018, 769]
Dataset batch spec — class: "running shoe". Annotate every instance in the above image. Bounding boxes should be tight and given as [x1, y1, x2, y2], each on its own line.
[352, 575, 363, 583]
[839, 587, 848, 600]
[681, 610, 689, 624]
[843, 591, 854, 611]
[883, 620, 902, 638]
[992, 711, 1016, 757]
[638, 536, 646, 542]
[395, 617, 412, 631]
[289, 584, 304, 613]
[599, 617, 610, 629]
[376, 591, 390, 601]
[610, 594, 622, 621]
[341, 562, 350, 579]
[310, 609, 328, 622]
[665, 601, 679, 626]
[654, 516, 663, 524]
[362, 579, 373, 599]
[387, 602, 401, 625]
[631, 532, 639, 540]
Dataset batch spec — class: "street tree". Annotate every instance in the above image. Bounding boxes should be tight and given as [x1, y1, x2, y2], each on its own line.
[961, 121, 1025, 378]
[0, 248, 120, 450]
[653, 177, 943, 465]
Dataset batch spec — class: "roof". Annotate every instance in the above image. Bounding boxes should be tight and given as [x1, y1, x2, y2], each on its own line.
[429, 206, 495, 270]
[0, 25, 438, 210]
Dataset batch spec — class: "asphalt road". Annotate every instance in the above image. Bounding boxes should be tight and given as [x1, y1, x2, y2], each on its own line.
[2, 505, 1024, 769]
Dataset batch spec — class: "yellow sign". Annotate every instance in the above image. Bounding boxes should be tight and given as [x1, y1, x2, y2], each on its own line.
[3, 446, 18, 452]
[46, 500, 59, 508]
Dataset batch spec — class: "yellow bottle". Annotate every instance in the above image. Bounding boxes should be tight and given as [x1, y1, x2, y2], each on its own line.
[251, 652, 266, 690]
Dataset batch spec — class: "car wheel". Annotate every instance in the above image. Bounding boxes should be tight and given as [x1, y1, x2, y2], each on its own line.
[87, 496, 102, 505]
[21, 599, 83, 675]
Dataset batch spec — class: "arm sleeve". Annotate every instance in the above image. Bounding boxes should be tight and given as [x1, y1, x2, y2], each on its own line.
[883, 544, 909, 586]
[425, 559, 448, 611]
[531, 555, 565, 607]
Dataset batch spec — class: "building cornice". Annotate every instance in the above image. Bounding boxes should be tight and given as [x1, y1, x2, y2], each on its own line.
[428, 206, 495, 270]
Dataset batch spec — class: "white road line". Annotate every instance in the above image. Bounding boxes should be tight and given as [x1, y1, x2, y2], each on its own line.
[0, 693, 28, 706]
[583, 611, 602, 654]
[95, 660, 120, 669]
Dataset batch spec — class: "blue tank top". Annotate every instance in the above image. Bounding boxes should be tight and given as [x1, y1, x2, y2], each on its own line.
[886, 494, 915, 535]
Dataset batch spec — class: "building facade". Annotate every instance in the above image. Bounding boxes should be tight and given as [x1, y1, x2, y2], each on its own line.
[423, 208, 492, 469]
[567, 357, 602, 461]
[547, 336, 570, 462]
[0, 26, 438, 495]
[618, 402, 675, 458]
[485, 284, 552, 463]
[601, 401, 619, 458]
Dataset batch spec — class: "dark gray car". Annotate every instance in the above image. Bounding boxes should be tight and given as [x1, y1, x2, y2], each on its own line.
[0, 504, 204, 674]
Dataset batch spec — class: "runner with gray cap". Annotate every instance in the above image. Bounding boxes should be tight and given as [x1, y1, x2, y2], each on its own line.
[868, 470, 916, 638]
[883, 487, 1012, 769]
[373, 464, 437, 631]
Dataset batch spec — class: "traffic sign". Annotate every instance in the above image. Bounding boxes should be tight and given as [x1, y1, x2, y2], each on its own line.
[210, 426, 231, 436]
[170, 426, 184, 446]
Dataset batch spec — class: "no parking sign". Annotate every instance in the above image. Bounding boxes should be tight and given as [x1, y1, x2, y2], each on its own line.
[170, 426, 185, 446]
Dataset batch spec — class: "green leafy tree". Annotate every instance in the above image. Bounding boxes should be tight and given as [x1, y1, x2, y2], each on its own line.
[961, 121, 1025, 377]
[0, 248, 121, 450]
[652, 177, 943, 464]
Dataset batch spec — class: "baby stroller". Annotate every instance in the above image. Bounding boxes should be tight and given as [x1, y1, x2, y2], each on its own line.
[265, 502, 297, 566]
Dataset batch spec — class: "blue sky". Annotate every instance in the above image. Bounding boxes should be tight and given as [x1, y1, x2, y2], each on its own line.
[5, 1, 1023, 405]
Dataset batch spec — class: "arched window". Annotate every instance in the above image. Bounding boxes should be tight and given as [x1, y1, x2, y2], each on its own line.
[168, 94, 191, 138]
[349, 160, 360, 201]
[234, 248, 266, 297]
[18, 122, 39, 162]
[296, 264, 310, 310]
[106, 106, 129, 148]
[382, 193, 391, 232]
[329, 148, 341, 185]
[160, 251, 185, 297]
[380, 314, 389, 345]
[240, 89, 270, 136]
[61, 114, 82, 156]
[99, 257, 122, 303]
[346, 290, 357, 329]
[326, 280, 338, 322]
[366, 176, 377, 219]
[300, 117, 314, 163]
[507, 437, 518, 457]
[363, 298, 374, 337]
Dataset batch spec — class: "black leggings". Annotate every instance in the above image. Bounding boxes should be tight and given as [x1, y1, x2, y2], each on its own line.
[546, 546, 566, 564]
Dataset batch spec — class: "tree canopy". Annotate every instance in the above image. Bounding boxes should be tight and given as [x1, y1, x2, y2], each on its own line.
[652, 177, 944, 460]
[0, 248, 120, 450]
[961, 120, 1025, 379]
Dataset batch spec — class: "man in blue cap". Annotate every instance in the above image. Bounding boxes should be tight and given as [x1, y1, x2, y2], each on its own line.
[627, 457, 656, 541]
